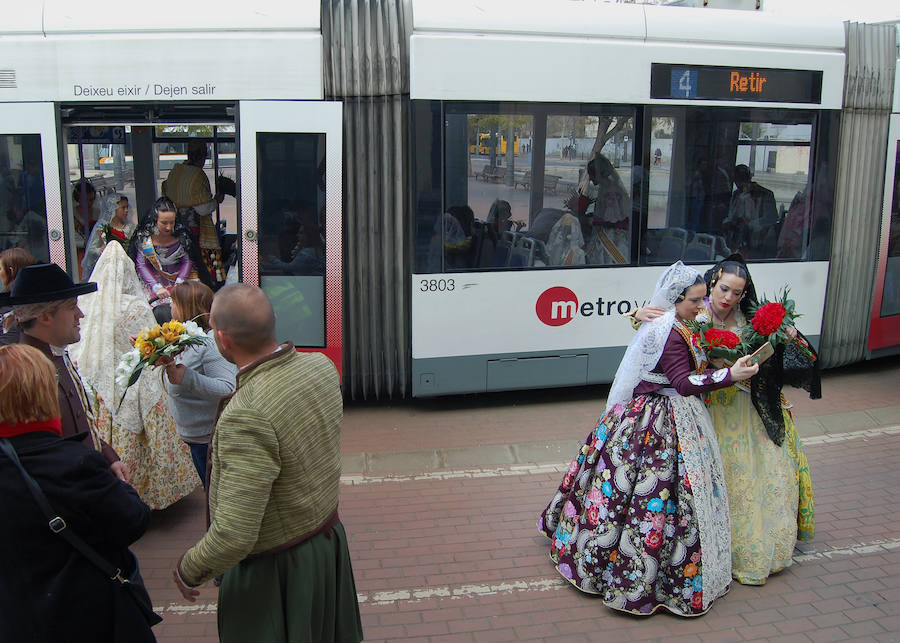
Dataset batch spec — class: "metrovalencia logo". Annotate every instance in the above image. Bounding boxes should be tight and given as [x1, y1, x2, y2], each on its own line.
[535, 287, 647, 327]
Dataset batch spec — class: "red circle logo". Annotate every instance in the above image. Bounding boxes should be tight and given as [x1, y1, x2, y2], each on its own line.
[536, 287, 579, 326]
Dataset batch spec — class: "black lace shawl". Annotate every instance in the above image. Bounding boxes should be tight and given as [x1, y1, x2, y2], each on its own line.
[749, 333, 822, 446]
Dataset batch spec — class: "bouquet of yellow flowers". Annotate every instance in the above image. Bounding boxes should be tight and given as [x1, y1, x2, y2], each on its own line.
[115, 319, 207, 410]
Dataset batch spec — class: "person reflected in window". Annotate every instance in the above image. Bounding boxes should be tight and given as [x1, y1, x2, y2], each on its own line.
[8, 203, 47, 264]
[722, 165, 778, 258]
[546, 212, 586, 266]
[266, 208, 325, 276]
[579, 156, 631, 265]
[447, 205, 476, 268]
[17, 158, 45, 218]
[708, 153, 734, 234]
[687, 157, 709, 233]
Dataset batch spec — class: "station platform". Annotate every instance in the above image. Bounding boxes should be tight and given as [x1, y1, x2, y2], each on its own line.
[340, 355, 900, 477]
[135, 355, 900, 642]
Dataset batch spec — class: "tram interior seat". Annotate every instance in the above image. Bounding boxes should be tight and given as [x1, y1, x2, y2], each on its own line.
[508, 235, 541, 268]
[652, 227, 688, 263]
[683, 233, 717, 262]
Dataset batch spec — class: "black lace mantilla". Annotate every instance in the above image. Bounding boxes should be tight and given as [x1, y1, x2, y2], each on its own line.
[749, 332, 822, 446]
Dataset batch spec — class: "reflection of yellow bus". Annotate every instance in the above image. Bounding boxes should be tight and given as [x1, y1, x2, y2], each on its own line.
[470, 133, 519, 155]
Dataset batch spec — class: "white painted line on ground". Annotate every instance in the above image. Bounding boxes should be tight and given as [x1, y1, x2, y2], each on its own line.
[357, 577, 567, 606]
[341, 424, 900, 485]
[793, 537, 900, 563]
[156, 535, 900, 614]
[154, 602, 218, 615]
[801, 424, 900, 446]
[340, 462, 566, 485]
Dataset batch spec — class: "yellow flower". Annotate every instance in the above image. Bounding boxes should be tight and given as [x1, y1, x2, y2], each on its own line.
[602, 470, 611, 480]
[146, 326, 162, 340]
[137, 340, 155, 357]
[161, 327, 181, 343]
[660, 488, 670, 501]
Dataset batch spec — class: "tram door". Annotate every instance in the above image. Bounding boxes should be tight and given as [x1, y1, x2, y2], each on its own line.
[0, 103, 63, 268]
[869, 114, 900, 354]
[237, 101, 343, 374]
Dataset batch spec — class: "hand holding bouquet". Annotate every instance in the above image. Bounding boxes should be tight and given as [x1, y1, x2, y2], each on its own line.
[743, 288, 815, 361]
[115, 319, 208, 410]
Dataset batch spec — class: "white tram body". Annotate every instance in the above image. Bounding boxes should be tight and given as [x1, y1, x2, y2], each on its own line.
[409, 1, 846, 396]
[0, 2, 896, 398]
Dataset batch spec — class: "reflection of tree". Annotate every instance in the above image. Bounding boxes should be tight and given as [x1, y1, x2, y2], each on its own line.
[575, 116, 631, 193]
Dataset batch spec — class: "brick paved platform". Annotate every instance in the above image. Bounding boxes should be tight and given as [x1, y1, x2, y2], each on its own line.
[136, 356, 900, 642]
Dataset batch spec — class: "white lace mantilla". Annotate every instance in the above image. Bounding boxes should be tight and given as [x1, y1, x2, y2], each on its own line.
[70, 243, 168, 433]
[606, 262, 701, 413]
[670, 395, 732, 609]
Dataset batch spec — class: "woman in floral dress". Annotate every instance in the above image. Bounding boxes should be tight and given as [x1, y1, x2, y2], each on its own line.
[538, 262, 759, 616]
[635, 255, 817, 585]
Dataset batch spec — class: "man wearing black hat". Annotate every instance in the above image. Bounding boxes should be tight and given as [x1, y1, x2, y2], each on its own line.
[0, 263, 127, 481]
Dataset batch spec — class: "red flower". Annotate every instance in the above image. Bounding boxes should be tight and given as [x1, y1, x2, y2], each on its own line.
[562, 473, 573, 490]
[752, 302, 787, 336]
[586, 505, 600, 526]
[691, 591, 703, 611]
[702, 328, 741, 349]
[644, 531, 663, 549]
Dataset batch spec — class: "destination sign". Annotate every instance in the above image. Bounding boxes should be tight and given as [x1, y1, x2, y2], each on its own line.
[650, 63, 823, 104]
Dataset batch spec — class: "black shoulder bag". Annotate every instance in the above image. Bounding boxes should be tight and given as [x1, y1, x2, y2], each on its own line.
[0, 438, 162, 628]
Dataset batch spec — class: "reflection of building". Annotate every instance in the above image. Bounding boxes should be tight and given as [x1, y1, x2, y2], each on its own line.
[736, 123, 812, 176]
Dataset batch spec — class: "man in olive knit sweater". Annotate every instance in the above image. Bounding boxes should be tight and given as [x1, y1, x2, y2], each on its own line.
[173, 283, 362, 642]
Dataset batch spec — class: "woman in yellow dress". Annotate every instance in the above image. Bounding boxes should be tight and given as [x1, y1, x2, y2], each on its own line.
[636, 255, 817, 585]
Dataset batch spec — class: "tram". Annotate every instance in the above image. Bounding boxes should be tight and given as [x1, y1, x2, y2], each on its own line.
[0, 1, 897, 399]
[411, 2, 853, 396]
[0, 2, 343, 373]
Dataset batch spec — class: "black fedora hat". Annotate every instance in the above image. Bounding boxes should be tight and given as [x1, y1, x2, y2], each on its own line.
[0, 263, 97, 306]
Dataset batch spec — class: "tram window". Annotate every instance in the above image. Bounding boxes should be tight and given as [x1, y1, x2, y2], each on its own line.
[0, 134, 49, 263]
[256, 132, 326, 348]
[644, 106, 830, 264]
[413, 100, 635, 273]
[881, 141, 900, 317]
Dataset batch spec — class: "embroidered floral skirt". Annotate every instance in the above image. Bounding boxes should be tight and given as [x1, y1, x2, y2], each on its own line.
[538, 393, 731, 617]
[706, 386, 814, 585]
[94, 396, 200, 510]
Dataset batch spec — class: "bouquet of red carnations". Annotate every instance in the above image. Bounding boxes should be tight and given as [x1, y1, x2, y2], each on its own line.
[686, 314, 745, 362]
[743, 288, 816, 361]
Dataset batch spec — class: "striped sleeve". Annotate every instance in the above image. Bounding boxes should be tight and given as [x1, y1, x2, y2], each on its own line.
[180, 405, 281, 585]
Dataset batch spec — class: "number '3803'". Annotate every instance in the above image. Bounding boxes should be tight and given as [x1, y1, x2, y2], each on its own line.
[419, 278, 455, 292]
